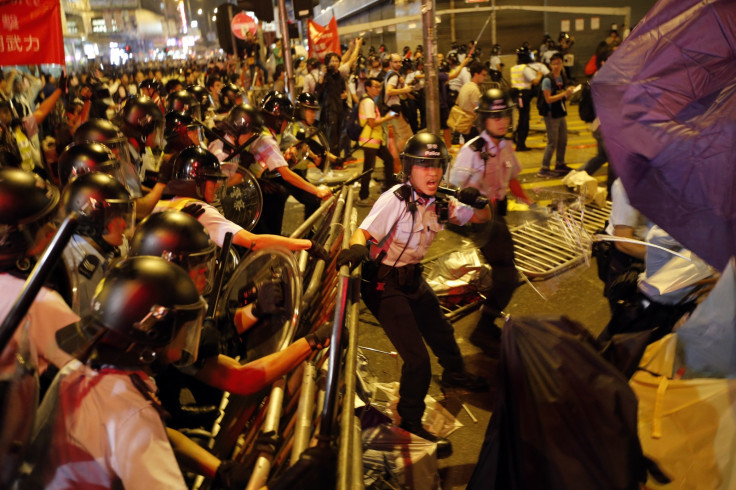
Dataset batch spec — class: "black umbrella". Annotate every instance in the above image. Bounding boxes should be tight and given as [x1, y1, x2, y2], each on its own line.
[592, 0, 736, 270]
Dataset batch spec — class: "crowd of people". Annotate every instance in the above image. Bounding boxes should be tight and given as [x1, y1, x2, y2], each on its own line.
[0, 23, 678, 488]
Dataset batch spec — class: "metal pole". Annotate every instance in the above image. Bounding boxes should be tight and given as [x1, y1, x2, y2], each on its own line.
[226, 3, 237, 57]
[421, 0, 440, 135]
[277, 0, 294, 100]
[491, 0, 496, 46]
[290, 361, 318, 464]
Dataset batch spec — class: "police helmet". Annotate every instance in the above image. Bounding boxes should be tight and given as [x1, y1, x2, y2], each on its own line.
[58, 141, 122, 187]
[491, 43, 502, 56]
[120, 95, 164, 138]
[516, 45, 532, 63]
[60, 172, 135, 245]
[165, 110, 194, 139]
[130, 211, 217, 295]
[261, 91, 294, 120]
[296, 92, 320, 110]
[0, 168, 59, 266]
[476, 88, 515, 118]
[439, 61, 451, 73]
[447, 52, 459, 65]
[167, 89, 201, 119]
[168, 146, 227, 202]
[399, 132, 449, 179]
[187, 84, 212, 112]
[57, 256, 206, 368]
[224, 103, 263, 137]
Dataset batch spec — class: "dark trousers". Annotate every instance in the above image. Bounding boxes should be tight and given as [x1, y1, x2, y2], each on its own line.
[477, 212, 519, 321]
[321, 107, 345, 155]
[282, 168, 321, 220]
[252, 177, 289, 235]
[361, 145, 395, 199]
[361, 267, 465, 425]
[515, 90, 532, 148]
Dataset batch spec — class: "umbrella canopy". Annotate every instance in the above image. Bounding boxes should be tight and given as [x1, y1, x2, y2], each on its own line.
[592, 0, 736, 270]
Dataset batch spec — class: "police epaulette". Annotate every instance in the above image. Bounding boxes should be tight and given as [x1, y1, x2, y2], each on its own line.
[469, 137, 485, 153]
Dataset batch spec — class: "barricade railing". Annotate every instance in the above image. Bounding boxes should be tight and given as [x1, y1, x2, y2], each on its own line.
[198, 185, 360, 489]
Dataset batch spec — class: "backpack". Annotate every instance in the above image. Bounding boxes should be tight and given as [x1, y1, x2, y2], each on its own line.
[578, 81, 596, 123]
[345, 95, 370, 141]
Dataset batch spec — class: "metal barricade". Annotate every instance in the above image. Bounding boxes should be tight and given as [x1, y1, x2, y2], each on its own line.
[197, 186, 361, 489]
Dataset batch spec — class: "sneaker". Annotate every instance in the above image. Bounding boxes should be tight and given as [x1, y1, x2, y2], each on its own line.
[355, 197, 376, 207]
[537, 168, 554, 177]
[344, 155, 358, 163]
[440, 370, 491, 392]
[553, 164, 573, 176]
[399, 422, 453, 459]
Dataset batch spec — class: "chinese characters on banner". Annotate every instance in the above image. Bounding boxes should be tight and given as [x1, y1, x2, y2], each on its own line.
[0, 0, 65, 66]
[308, 16, 341, 61]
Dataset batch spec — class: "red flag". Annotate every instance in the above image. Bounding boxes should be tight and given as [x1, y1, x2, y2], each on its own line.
[0, 0, 65, 66]
[308, 16, 341, 61]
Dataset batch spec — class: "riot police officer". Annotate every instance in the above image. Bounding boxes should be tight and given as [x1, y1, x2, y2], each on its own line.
[449, 88, 534, 348]
[59, 172, 136, 317]
[157, 145, 328, 259]
[208, 97, 331, 236]
[336, 133, 490, 459]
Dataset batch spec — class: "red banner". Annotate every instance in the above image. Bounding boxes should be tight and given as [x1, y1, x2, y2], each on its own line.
[307, 16, 341, 61]
[0, 0, 65, 66]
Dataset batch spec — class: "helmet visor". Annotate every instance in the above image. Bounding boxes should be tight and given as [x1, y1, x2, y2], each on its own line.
[410, 157, 445, 169]
[146, 121, 165, 151]
[102, 199, 136, 245]
[182, 245, 217, 296]
[170, 297, 206, 368]
[103, 137, 142, 199]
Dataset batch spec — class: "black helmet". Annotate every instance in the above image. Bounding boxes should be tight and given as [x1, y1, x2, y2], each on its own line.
[400, 132, 450, 179]
[60, 172, 135, 246]
[57, 256, 206, 368]
[491, 43, 502, 56]
[224, 103, 262, 137]
[187, 84, 212, 112]
[165, 110, 194, 139]
[261, 91, 294, 120]
[447, 52, 459, 65]
[476, 88, 515, 117]
[168, 146, 227, 201]
[73, 119, 137, 197]
[120, 95, 164, 138]
[516, 45, 532, 63]
[0, 168, 59, 266]
[58, 141, 123, 187]
[219, 83, 245, 113]
[172, 146, 226, 182]
[402, 58, 414, 71]
[130, 211, 217, 295]
[296, 92, 320, 110]
[439, 61, 451, 73]
[167, 89, 201, 119]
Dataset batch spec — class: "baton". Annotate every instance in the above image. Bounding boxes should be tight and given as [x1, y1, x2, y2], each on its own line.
[223, 133, 260, 162]
[207, 231, 234, 318]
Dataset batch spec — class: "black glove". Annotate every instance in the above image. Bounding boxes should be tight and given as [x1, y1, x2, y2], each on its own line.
[157, 154, 175, 185]
[335, 244, 369, 271]
[332, 157, 345, 169]
[214, 460, 251, 490]
[457, 186, 482, 207]
[305, 322, 333, 350]
[252, 280, 284, 318]
[307, 240, 329, 262]
[180, 202, 205, 219]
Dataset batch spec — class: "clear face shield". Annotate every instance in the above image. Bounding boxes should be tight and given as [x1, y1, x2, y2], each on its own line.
[483, 108, 514, 138]
[160, 242, 217, 296]
[145, 120, 165, 151]
[201, 177, 227, 205]
[168, 298, 207, 368]
[101, 134, 142, 198]
[101, 199, 136, 247]
[186, 124, 205, 147]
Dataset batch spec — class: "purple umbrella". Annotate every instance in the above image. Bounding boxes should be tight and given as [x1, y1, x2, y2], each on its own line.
[592, 0, 736, 270]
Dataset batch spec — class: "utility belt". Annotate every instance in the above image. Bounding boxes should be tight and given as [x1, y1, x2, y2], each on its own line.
[364, 261, 424, 290]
